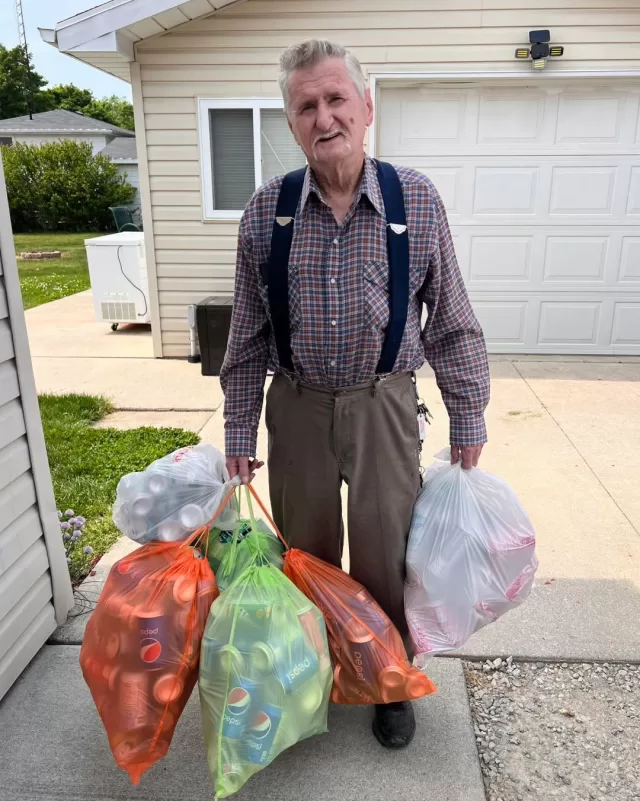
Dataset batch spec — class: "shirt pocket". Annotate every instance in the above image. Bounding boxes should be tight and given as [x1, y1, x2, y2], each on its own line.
[363, 260, 389, 331]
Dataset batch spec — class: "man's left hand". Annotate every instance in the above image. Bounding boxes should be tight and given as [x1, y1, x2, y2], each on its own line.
[451, 444, 483, 470]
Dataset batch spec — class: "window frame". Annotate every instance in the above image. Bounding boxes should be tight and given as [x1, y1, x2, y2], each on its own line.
[198, 98, 291, 221]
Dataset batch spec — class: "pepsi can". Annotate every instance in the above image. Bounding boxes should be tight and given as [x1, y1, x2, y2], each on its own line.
[221, 678, 258, 739]
[219, 644, 245, 675]
[137, 612, 168, 669]
[244, 702, 283, 765]
[251, 638, 319, 693]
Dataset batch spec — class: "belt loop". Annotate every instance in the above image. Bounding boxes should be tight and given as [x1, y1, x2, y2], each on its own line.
[293, 376, 302, 396]
[371, 377, 379, 398]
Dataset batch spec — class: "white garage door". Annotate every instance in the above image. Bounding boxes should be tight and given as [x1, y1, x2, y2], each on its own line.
[378, 81, 640, 354]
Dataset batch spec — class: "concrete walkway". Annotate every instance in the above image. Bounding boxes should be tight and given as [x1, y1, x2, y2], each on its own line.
[0, 647, 484, 801]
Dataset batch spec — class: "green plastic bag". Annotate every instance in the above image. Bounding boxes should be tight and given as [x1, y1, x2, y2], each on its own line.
[210, 490, 285, 590]
[199, 502, 332, 799]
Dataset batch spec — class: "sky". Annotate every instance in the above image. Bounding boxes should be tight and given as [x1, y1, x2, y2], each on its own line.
[0, 0, 132, 100]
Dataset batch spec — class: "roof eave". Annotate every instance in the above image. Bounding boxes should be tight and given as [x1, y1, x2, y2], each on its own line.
[39, 0, 244, 83]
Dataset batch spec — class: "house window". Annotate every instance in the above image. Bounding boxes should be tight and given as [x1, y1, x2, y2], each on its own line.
[0, 137, 12, 146]
[199, 99, 306, 220]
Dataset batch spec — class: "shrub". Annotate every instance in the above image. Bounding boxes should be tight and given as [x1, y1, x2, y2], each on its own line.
[1, 140, 136, 232]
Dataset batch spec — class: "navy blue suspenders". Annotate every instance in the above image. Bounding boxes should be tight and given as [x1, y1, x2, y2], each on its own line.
[266, 160, 409, 375]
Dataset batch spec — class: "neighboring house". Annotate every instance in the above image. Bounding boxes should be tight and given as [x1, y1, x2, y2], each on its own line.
[0, 109, 134, 155]
[41, 0, 640, 358]
[0, 159, 74, 700]
[99, 135, 141, 222]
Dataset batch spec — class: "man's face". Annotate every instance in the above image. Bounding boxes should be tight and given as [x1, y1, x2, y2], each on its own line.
[286, 57, 373, 170]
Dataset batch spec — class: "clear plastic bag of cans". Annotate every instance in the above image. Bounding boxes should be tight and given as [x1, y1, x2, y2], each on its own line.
[405, 450, 538, 660]
[80, 536, 219, 784]
[199, 560, 332, 799]
[113, 444, 240, 544]
[283, 548, 436, 705]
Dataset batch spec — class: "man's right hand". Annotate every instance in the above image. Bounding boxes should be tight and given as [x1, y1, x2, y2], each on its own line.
[226, 456, 264, 485]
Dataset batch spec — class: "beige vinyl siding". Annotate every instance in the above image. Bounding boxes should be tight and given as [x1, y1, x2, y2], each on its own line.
[0, 162, 73, 699]
[135, 0, 640, 357]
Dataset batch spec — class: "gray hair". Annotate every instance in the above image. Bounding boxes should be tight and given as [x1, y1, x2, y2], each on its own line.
[278, 39, 366, 112]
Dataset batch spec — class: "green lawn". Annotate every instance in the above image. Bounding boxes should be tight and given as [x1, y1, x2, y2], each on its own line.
[14, 232, 99, 310]
[39, 393, 199, 584]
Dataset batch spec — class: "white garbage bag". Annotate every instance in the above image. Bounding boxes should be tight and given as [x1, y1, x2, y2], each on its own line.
[405, 450, 538, 660]
[113, 444, 239, 543]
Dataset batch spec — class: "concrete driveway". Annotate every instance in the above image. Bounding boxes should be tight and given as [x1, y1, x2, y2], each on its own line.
[26, 294, 640, 662]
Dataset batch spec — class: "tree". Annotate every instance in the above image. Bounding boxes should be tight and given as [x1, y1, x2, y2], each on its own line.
[40, 84, 94, 114]
[0, 45, 50, 119]
[1, 140, 136, 232]
[85, 95, 135, 131]
[39, 85, 135, 131]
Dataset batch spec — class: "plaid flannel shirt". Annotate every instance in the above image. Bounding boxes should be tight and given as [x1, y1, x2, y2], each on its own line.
[220, 156, 490, 457]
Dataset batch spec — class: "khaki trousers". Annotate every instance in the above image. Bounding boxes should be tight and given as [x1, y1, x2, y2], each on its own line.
[266, 372, 421, 639]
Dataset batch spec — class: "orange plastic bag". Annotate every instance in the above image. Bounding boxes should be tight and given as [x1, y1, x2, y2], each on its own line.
[245, 487, 436, 706]
[80, 538, 218, 783]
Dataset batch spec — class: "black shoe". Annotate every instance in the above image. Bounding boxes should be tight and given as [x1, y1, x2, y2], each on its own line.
[372, 701, 416, 749]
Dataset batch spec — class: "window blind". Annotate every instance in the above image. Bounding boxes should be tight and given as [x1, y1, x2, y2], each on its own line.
[209, 108, 255, 210]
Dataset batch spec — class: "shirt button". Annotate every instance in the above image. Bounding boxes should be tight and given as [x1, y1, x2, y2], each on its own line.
[333, 238, 339, 245]
[330, 360, 336, 366]
[330, 278, 336, 285]
[331, 320, 337, 326]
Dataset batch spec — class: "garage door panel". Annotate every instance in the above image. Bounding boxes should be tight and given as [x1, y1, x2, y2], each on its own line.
[543, 237, 609, 282]
[549, 166, 617, 215]
[627, 167, 640, 214]
[469, 236, 532, 281]
[472, 301, 528, 345]
[401, 92, 468, 142]
[477, 91, 546, 144]
[538, 301, 602, 345]
[418, 167, 462, 214]
[611, 303, 640, 345]
[473, 167, 539, 215]
[619, 238, 640, 282]
[555, 93, 627, 144]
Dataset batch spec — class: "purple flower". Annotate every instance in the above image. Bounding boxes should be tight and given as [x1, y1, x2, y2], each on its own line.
[68, 517, 77, 526]
[63, 533, 71, 541]
[75, 516, 86, 525]
[64, 509, 74, 517]
[60, 521, 71, 531]
[83, 546, 94, 555]
[73, 519, 84, 529]
[57, 510, 62, 520]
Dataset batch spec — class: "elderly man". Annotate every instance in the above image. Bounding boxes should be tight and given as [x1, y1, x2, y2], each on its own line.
[221, 40, 490, 748]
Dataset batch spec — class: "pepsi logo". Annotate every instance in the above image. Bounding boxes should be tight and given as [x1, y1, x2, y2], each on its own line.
[226, 687, 251, 715]
[249, 712, 272, 740]
[140, 638, 162, 663]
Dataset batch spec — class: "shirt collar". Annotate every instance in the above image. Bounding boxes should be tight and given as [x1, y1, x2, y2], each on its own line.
[299, 155, 385, 218]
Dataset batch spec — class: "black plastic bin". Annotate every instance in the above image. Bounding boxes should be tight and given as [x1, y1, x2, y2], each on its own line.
[196, 296, 233, 376]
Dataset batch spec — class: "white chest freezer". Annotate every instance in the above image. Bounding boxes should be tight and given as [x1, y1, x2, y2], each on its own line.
[85, 232, 151, 328]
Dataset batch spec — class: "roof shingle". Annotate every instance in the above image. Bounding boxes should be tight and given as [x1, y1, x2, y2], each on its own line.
[0, 109, 134, 137]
